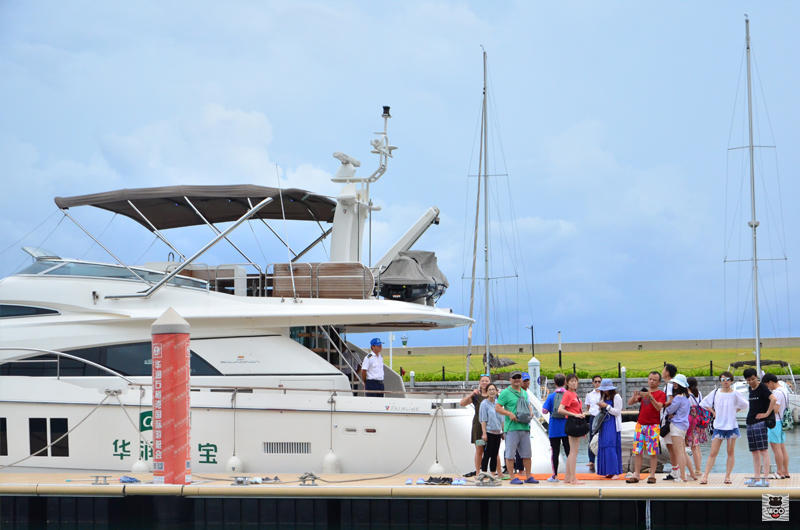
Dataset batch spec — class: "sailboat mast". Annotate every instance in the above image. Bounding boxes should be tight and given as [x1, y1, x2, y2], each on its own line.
[745, 15, 762, 375]
[464, 50, 486, 382]
[482, 50, 491, 376]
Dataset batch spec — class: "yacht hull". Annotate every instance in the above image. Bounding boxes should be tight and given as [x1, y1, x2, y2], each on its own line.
[0, 381, 554, 474]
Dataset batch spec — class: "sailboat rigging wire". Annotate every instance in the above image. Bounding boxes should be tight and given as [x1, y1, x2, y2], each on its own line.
[113, 391, 154, 455]
[247, 218, 270, 268]
[133, 235, 159, 265]
[11, 212, 67, 274]
[488, 67, 534, 342]
[80, 212, 118, 259]
[753, 53, 790, 254]
[461, 99, 486, 350]
[0, 393, 112, 470]
[0, 208, 59, 257]
[464, 110, 484, 381]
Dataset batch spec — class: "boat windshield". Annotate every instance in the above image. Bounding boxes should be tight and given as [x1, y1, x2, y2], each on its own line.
[15, 260, 207, 289]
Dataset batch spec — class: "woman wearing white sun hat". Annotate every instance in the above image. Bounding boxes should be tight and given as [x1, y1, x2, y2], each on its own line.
[663, 374, 698, 482]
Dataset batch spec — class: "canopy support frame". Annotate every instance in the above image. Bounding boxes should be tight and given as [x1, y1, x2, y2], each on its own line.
[105, 197, 274, 299]
[126, 200, 186, 261]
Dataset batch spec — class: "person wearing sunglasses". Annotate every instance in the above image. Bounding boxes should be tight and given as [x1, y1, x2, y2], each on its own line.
[495, 371, 538, 484]
[698, 371, 748, 485]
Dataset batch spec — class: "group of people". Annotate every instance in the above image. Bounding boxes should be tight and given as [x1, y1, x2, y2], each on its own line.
[461, 362, 792, 486]
[461, 370, 598, 485]
[626, 363, 791, 486]
[460, 370, 541, 483]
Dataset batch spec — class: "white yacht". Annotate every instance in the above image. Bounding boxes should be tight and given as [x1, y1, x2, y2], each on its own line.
[0, 109, 553, 475]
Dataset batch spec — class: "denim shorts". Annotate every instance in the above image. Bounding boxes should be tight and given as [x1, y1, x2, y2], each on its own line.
[712, 427, 740, 440]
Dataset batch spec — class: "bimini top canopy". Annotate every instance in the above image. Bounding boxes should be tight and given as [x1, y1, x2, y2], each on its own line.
[54, 185, 336, 230]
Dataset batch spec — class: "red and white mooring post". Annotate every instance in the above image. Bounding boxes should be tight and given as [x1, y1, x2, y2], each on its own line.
[151, 307, 191, 485]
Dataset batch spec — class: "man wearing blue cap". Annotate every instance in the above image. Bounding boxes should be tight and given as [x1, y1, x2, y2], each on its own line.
[361, 338, 385, 397]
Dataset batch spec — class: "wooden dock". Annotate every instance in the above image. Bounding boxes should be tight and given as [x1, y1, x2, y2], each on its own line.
[1, 471, 797, 528]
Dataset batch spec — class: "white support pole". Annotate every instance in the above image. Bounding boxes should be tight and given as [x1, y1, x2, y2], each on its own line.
[389, 332, 393, 370]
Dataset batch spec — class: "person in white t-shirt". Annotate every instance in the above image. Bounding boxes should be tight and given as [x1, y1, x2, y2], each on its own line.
[583, 375, 602, 472]
[763, 373, 790, 479]
[698, 371, 749, 485]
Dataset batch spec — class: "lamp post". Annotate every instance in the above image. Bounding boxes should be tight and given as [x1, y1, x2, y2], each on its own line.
[558, 330, 562, 368]
[525, 324, 535, 357]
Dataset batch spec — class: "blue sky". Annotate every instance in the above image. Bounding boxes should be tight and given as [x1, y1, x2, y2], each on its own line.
[1, 2, 798, 348]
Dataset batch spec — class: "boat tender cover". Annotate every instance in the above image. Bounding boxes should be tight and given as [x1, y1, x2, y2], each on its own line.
[54, 185, 336, 230]
[379, 251, 449, 288]
[729, 359, 789, 368]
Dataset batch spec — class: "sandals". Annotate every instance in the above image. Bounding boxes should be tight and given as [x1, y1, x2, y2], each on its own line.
[724, 478, 732, 485]
[626, 476, 657, 484]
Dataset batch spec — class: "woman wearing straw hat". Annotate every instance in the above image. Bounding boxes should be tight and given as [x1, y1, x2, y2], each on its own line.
[595, 378, 623, 478]
[663, 374, 699, 482]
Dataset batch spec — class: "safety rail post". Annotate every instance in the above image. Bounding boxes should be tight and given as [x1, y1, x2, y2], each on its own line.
[710, 360, 713, 377]
[618, 362, 621, 378]
[621, 366, 627, 406]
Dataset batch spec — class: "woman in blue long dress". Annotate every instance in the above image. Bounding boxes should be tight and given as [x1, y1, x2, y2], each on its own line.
[596, 379, 623, 478]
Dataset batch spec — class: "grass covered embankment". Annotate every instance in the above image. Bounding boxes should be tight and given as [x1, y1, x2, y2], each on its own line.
[394, 347, 800, 382]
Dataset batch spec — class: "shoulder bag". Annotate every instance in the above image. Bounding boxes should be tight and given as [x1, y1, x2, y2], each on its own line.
[565, 415, 589, 437]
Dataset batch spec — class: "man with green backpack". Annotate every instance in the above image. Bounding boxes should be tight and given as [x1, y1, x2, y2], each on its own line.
[496, 371, 539, 484]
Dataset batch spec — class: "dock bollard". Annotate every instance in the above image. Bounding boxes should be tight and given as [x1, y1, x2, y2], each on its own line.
[151, 307, 192, 485]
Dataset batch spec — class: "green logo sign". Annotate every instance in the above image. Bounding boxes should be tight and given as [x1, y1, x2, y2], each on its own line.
[140, 410, 153, 432]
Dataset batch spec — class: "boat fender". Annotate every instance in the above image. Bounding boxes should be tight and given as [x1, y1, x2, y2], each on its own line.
[322, 449, 342, 473]
[226, 455, 243, 473]
[131, 459, 150, 473]
[428, 460, 445, 475]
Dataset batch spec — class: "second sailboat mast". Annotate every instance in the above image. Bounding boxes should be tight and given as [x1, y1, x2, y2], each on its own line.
[745, 16, 762, 376]
[482, 50, 491, 376]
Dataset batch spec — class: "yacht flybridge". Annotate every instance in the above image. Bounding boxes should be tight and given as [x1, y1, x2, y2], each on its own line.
[0, 108, 553, 475]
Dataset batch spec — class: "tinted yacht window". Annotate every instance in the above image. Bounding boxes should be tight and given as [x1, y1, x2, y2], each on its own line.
[15, 261, 61, 275]
[0, 342, 221, 376]
[50, 418, 69, 457]
[29, 418, 47, 457]
[0, 305, 58, 318]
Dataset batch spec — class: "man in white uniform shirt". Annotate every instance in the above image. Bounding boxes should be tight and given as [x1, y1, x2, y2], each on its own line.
[584, 375, 602, 472]
[361, 338, 385, 397]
